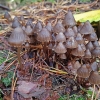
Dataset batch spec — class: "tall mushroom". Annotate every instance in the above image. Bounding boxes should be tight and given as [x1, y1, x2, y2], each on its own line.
[8, 27, 27, 70]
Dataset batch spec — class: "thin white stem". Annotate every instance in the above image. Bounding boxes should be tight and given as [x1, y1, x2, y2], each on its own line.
[91, 84, 95, 100]
[95, 87, 100, 100]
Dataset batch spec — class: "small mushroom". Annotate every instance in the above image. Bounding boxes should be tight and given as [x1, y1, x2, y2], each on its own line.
[72, 26, 78, 35]
[55, 32, 66, 42]
[89, 71, 100, 100]
[84, 32, 98, 41]
[80, 21, 93, 35]
[65, 28, 76, 38]
[90, 62, 98, 71]
[25, 25, 33, 36]
[92, 46, 100, 57]
[65, 37, 78, 48]
[75, 33, 84, 44]
[71, 44, 84, 56]
[77, 64, 90, 78]
[63, 11, 76, 27]
[8, 27, 27, 70]
[92, 41, 100, 47]
[4, 11, 12, 22]
[34, 21, 43, 33]
[45, 22, 52, 32]
[12, 16, 21, 28]
[86, 42, 94, 51]
[37, 27, 52, 42]
[53, 20, 65, 33]
[54, 42, 67, 54]
[84, 49, 91, 58]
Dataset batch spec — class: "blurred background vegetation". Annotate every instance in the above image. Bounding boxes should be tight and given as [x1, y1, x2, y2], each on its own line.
[0, 0, 92, 10]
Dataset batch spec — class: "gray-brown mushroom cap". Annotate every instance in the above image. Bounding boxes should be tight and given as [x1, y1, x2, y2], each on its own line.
[45, 22, 52, 32]
[34, 21, 43, 33]
[84, 49, 91, 58]
[86, 42, 94, 51]
[25, 25, 33, 36]
[37, 27, 52, 42]
[65, 28, 76, 38]
[89, 71, 100, 85]
[66, 37, 78, 48]
[77, 64, 90, 78]
[63, 11, 76, 27]
[92, 41, 100, 47]
[53, 20, 65, 33]
[80, 21, 93, 35]
[71, 44, 84, 56]
[4, 11, 12, 22]
[12, 17, 21, 28]
[55, 32, 66, 42]
[75, 33, 84, 44]
[54, 42, 67, 53]
[8, 27, 26, 47]
[59, 53, 66, 59]
[92, 47, 100, 57]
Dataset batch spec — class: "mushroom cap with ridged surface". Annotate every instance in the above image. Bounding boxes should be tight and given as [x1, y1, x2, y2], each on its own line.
[65, 28, 76, 38]
[53, 20, 65, 33]
[65, 37, 78, 48]
[54, 42, 67, 54]
[55, 32, 66, 42]
[89, 71, 100, 85]
[63, 11, 76, 27]
[71, 44, 84, 56]
[8, 27, 27, 47]
[77, 64, 90, 78]
[37, 27, 52, 42]
[80, 21, 93, 35]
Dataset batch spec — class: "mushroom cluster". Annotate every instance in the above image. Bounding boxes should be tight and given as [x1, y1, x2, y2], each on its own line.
[5, 11, 100, 85]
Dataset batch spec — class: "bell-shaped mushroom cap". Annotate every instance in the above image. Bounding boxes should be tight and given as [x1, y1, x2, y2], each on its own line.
[66, 37, 78, 48]
[55, 32, 66, 42]
[89, 71, 100, 85]
[92, 41, 99, 47]
[34, 21, 43, 33]
[37, 27, 52, 42]
[86, 42, 94, 51]
[90, 62, 98, 71]
[80, 44, 86, 51]
[54, 42, 67, 53]
[75, 33, 84, 44]
[65, 28, 76, 38]
[8, 27, 26, 46]
[92, 47, 100, 57]
[72, 26, 78, 35]
[84, 33, 98, 41]
[72, 61, 81, 69]
[77, 64, 90, 78]
[4, 11, 12, 22]
[45, 22, 52, 32]
[80, 21, 93, 35]
[53, 20, 65, 33]
[59, 53, 66, 59]
[12, 17, 21, 28]
[78, 23, 84, 32]
[71, 44, 84, 56]
[84, 49, 91, 58]
[63, 11, 76, 27]
[25, 25, 33, 36]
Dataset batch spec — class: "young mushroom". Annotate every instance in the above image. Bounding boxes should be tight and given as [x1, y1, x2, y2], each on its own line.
[4, 11, 12, 22]
[89, 71, 100, 100]
[77, 64, 90, 78]
[8, 27, 27, 70]
[63, 11, 76, 27]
